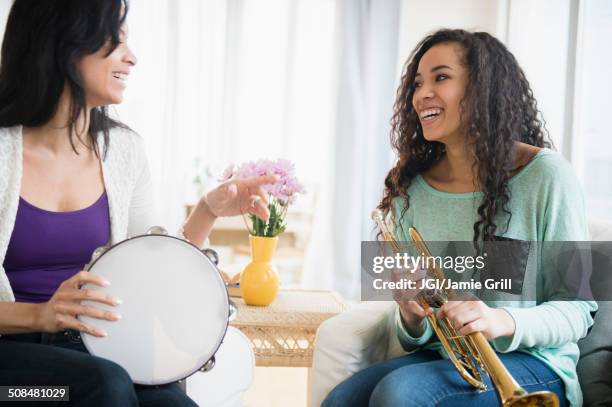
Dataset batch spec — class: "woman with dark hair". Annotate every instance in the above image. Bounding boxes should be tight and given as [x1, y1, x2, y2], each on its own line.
[323, 29, 596, 406]
[0, 1, 274, 405]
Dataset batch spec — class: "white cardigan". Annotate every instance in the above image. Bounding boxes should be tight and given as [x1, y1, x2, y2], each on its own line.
[0, 125, 157, 302]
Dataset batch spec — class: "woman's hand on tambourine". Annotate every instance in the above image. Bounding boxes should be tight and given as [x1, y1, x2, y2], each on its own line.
[35, 271, 122, 337]
[204, 175, 279, 221]
[437, 300, 516, 340]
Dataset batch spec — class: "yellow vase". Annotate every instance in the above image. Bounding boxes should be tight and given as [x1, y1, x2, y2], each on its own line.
[240, 235, 280, 306]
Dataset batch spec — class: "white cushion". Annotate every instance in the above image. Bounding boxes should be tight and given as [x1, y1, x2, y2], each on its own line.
[589, 219, 612, 241]
[311, 302, 396, 407]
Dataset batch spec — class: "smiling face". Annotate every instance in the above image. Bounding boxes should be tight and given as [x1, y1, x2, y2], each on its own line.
[77, 23, 137, 107]
[412, 42, 468, 144]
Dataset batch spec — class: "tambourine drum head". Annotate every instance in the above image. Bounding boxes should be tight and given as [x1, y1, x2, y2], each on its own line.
[80, 235, 229, 385]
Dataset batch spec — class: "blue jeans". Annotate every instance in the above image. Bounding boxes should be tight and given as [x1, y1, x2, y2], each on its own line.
[0, 330, 197, 406]
[322, 350, 568, 407]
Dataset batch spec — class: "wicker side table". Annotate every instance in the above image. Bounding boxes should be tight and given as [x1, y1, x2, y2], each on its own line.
[229, 289, 346, 368]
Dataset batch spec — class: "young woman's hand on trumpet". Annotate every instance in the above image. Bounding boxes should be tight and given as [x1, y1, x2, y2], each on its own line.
[437, 300, 516, 340]
[391, 266, 433, 337]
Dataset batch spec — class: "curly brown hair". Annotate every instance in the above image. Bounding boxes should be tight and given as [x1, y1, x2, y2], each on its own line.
[378, 29, 552, 242]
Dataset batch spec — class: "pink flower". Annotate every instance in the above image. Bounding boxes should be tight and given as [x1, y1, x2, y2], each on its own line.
[230, 158, 305, 206]
[271, 159, 295, 177]
[220, 164, 235, 182]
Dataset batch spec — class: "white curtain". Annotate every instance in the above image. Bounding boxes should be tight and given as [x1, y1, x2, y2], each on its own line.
[118, 0, 338, 233]
[501, 0, 612, 220]
[118, 0, 404, 300]
[301, 0, 402, 299]
[0, 0, 398, 299]
[568, 0, 612, 220]
[6, 0, 606, 299]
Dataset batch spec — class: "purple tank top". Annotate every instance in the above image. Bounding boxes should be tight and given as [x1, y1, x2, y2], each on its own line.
[3, 192, 110, 303]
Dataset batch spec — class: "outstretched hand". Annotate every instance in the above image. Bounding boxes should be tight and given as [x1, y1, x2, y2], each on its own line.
[204, 175, 279, 221]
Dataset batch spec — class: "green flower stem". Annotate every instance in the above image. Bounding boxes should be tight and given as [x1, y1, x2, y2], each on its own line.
[248, 196, 288, 237]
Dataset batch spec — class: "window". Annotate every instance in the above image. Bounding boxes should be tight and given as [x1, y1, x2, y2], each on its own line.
[572, 0, 612, 220]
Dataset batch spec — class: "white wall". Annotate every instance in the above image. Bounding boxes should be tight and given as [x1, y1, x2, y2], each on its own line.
[398, 0, 503, 65]
[506, 0, 572, 153]
[0, 0, 10, 41]
[396, 0, 574, 152]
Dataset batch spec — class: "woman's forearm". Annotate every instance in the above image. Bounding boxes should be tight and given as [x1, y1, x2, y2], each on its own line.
[182, 197, 217, 248]
[492, 301, 597, 353]
[399, 309, 426, 337]
[0, 302, 42, 335]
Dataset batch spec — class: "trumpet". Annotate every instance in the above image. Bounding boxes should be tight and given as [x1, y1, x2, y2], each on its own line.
[371, 209, 559, 407]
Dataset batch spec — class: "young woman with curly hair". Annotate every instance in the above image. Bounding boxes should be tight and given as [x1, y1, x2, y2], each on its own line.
[322, 29, 596, 407]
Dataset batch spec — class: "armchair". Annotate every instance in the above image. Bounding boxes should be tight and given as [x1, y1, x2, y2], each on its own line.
[311, 220, 612, 407]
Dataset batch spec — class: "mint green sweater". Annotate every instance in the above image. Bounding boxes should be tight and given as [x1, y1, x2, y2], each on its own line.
[393, 149, 597, 407]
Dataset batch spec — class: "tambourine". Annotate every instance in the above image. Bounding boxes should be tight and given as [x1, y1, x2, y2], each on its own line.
[79, 226, 235, 385]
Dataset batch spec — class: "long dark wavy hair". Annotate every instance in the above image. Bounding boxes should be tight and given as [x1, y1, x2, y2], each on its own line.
[379, 29, 552, 242]
[0, 0, 130, 158]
